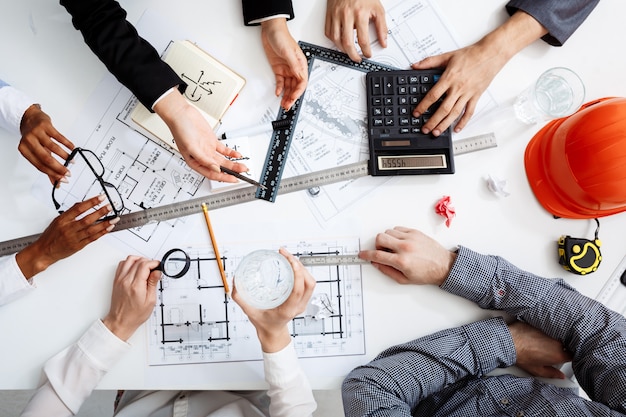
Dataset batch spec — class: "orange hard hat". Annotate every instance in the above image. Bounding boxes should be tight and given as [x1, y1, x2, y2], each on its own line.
[525, 97, 626, 219]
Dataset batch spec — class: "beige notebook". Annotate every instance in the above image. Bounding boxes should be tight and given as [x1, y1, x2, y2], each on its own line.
[131, 40, 246, 151]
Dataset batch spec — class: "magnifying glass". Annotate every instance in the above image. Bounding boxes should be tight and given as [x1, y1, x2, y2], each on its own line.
[153, 248, 191, 279]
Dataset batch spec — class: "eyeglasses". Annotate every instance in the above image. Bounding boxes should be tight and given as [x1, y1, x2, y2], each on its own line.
[51, 147, 124, 221]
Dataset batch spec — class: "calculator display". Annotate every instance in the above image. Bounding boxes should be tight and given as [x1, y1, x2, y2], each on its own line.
[378, 155, 447, 170]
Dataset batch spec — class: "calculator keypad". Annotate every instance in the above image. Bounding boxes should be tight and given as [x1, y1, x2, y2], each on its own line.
[366, 69, 454, 176]
[368, 72, 440, 138]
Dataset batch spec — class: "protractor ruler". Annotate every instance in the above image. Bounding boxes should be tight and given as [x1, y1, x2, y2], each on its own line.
[255, 41, 398, 203]
[596, 254, 626, 316]
[0, 132, 495, 257]
[298, 254, 368, 266]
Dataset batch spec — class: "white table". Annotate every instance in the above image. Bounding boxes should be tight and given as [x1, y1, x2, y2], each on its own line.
[0, 0, 625, 390]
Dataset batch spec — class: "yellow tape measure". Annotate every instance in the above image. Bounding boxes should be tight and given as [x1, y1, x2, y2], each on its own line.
[557, 219, 602, 275]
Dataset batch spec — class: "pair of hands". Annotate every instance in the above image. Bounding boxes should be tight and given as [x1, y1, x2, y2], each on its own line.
[361, 226, 572, 379]
[325, 0, 487, 135]
[153, 18, 307, 183]
[104, 248, 316, 352]
[326, 1, 547, 136]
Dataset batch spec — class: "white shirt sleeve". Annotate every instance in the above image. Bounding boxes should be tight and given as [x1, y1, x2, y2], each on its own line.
[0, 82, 35, 135]
[248, 14, 291, 25]
[20, 320, 131, 417]
[0, 254, 35, 306]
[263, 341, 317, 417]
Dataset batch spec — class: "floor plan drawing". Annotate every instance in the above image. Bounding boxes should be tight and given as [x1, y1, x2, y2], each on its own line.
[147, 238, 365, 365]
[46, 81, 213, 257]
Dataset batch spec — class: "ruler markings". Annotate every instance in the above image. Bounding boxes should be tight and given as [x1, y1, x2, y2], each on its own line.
[0, 133, 495, 257]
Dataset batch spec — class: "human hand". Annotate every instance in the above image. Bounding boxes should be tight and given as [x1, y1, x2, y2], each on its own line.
[153, 90, 249, 182]
[232, 248, 316, 353]
[18, 104, 75, 184]
[325, 0, 387, 62]
[260, 18, 308, 110]
[359, 226, 456, 286]
[102, 256, 161, 341]
[15, 194, 119, 279]
[411, 10, 548, 136]
[509, 321, 573, 379]
[411, 40, 507, 136]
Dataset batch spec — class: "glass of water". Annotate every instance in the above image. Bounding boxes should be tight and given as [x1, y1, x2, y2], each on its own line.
[514, 67, 585, 124]
[234, 250, 294, 309]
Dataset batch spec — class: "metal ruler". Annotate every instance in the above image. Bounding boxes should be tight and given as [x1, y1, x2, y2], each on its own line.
[453, 132, 497, 155]
[299, 254, 367, 266]
[0, 132, 495, 257]
[255, 41, 398, 203]
[596, 254, 626, 316]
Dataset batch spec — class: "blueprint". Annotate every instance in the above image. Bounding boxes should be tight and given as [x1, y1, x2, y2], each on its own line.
[147, 237, 365, 365]
[279, 0, 497, 226]
[33, 13, 255, 258]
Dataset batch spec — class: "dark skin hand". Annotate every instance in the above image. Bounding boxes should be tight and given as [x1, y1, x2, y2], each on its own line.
[15, 195, 119, 279]
[18, 104, 75, 184]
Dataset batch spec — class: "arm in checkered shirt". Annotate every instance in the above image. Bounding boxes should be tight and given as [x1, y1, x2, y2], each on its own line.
[345, 227, 626, 415]
[442, 245, 626, 413]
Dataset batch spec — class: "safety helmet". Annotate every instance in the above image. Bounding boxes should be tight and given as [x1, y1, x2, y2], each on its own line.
[525, 97, 626, 219]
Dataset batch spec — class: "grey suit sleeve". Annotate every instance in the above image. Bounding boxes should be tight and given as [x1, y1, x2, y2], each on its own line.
[506, 0, 599, 46]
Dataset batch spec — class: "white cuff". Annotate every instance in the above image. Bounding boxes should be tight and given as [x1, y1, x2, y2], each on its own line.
[262, 340, 301, 386]
[151, 86, 178, 110]
[0, 85, 36, 134]
[0, 254, 35, 306]
[248, 14, 290, 25]
[43, 320, 131, 413]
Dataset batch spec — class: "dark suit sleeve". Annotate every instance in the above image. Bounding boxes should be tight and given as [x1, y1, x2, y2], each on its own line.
[242, 0, 294, 26]
[60, 0, 186, 110]
[506, 0, 599, 46]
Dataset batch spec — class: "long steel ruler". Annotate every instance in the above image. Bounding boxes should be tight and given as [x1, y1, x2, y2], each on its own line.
[299, 254, 367, 266]
[596, 254, 626, 316]
[0, 132, 496, 257]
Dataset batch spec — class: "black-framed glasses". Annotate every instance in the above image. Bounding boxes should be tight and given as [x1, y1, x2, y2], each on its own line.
[51, 147, 124, 221]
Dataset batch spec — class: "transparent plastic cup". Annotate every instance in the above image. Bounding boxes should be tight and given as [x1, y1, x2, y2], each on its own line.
[234, 250, 294, 309]
[514, 67, 585, 124]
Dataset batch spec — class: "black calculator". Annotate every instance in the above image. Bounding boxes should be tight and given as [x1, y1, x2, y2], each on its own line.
[366, 69, 454, 176]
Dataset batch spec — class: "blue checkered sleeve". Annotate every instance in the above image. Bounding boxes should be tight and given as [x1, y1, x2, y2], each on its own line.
[443, 246, 626, 412]
[342, 316, 515, 416]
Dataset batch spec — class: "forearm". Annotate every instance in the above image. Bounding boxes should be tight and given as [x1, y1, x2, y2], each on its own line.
[342, 317, 515, 416]
[0, 254, 35, 306]
[0, 83, 36, 134]
[442, 246, 626, 410]
[479, 10, 548, 63]
[506, 0, 600, 46]
[21, 320, 130, 416]
[263, 341, 316, 417]
[60, 0, 184, 109]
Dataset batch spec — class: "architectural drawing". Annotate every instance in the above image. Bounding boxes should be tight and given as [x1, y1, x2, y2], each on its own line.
[147, 238, 365, 365]
[281, 0, 497, 225]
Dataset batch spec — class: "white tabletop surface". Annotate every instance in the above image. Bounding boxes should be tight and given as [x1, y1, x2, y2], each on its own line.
[0, 0, 625, 390]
